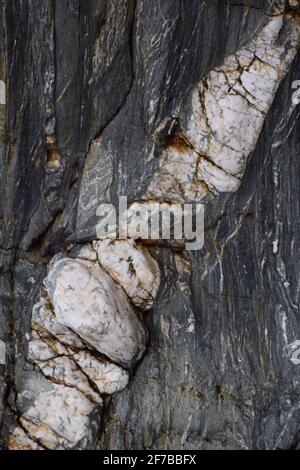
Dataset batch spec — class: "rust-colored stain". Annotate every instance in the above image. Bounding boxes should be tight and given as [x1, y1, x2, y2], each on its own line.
[163, 133, 190, 152]
[45, 134, 61, 168]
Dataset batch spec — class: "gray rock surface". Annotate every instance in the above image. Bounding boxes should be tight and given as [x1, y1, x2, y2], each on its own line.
[1, 0, 300, 450]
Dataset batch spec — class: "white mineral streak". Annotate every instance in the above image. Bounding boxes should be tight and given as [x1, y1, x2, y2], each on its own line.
[0, 80, 5, 105]
[94, 239, 160, 310]
[147, 16, 300, 202]
[45, 257, 147, 366]
[77, 138, 113, 227]
[0, 339, 6, 364]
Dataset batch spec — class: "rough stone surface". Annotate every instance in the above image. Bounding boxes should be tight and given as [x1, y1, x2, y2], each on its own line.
[1, 0, 300, 451]
[73, 351, 129, 395]
[8, 426, 43, 451]
[19, 384, 98, 448]
[45, 256, 148, 367]
[94, 239, 160, 310]
[146, 15, 300, 202]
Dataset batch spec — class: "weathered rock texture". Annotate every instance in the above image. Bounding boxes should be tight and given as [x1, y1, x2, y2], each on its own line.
[1, 0, 300, 450]
[8, 246, 150, 449]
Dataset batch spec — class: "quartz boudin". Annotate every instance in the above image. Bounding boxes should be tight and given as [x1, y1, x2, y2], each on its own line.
[9, 242, 159, 449]
[146, 15, 300, 202]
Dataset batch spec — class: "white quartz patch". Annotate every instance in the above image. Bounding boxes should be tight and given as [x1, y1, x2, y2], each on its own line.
[94, 239, 160, 310]
[15, 241, 156, 449]
[45, 257, 148, 367]
[146, 15, 300, 203]
[34, 356, 103, 404]
[22, 384, 96, 447]
[197, 158, 241, 194]
[28, 334, 60, 362]
[286, 340, 300, 365]
[185, 15, 300, 182]
[146, 145, 209, 203]
[32, 297, 85, 349]
[73, 350, 129, 395]
[29, 331, 70, 357]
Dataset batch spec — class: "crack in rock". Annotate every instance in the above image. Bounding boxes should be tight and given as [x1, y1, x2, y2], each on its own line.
[8, 12, 300, 451]
[146, 15, 300, 203]
[9, 242, 156, 449]
[94, 239, 160, 310]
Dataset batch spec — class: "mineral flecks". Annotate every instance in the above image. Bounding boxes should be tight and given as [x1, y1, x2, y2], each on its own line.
[146, 15, 300, 203]
[9, 241, 157, 449]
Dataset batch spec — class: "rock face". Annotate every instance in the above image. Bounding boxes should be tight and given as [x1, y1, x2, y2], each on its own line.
[1, 0, 300, 451]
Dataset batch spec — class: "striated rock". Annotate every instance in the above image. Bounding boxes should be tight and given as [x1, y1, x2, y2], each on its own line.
[2, 0, 300, 452]
[94, 239, 160, 310]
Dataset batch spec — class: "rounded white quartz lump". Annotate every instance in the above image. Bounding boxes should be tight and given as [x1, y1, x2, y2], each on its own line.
[44, 257, 148, 367]
[94, 239, 160, 310]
